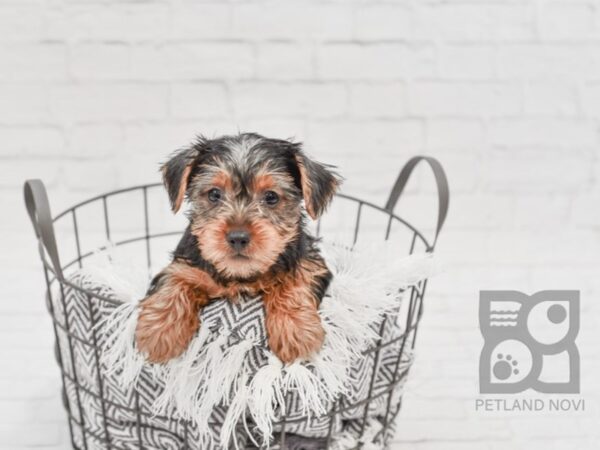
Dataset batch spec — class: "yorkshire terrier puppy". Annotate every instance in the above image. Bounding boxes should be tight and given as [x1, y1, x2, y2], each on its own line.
[135, 133, 341, 364]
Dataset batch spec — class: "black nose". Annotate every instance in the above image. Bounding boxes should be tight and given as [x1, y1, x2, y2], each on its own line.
[227, 230, 250, 251]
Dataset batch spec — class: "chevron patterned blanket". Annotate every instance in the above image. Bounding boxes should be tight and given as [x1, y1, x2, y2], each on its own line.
[55, 244, 435, 449]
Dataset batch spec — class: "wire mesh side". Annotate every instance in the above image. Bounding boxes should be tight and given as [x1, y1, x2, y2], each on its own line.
[40, 184, 435, 450]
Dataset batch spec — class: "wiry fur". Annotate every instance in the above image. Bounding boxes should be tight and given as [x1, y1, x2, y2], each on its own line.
[135, 133, 342, 364]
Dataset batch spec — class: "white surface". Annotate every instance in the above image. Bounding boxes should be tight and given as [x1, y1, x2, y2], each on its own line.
[1, 0, 600, 449]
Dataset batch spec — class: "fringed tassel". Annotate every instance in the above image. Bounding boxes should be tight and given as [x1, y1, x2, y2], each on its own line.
[213, 338, 256, 404]
[152, 322, 214, 416]
[192, 337, 255, 438]
[282, 362, 331, 418]
[311, 350, 349, 399]
[220, 370, 252, 450]
[154, 330, 257, 447]
[88, 242, 437, 449]
[97, 302, 144, 387]
[187, 331, 230, 433]
[246, 354, 285, 443]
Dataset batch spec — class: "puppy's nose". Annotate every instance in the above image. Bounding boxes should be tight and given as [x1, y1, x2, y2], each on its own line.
[226, 230, 250, 251]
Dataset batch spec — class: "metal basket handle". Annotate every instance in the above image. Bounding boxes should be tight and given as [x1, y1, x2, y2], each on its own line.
[384, 156, 449, 248]
[24, 179, 64, 281]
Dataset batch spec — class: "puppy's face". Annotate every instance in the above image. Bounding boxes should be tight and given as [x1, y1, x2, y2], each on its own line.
[162, 133, 341, 280]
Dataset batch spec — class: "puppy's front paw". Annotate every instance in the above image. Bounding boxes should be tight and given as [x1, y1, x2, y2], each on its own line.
[266, 311, 325, 363]
[135, 293, 199, 364]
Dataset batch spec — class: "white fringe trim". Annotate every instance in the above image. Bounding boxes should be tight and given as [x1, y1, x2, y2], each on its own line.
[96, 302, 143, 386]
[93, 242, 437, 447]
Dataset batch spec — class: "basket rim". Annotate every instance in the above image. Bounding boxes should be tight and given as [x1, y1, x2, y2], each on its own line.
[41, 183, 433, 308]
[27, 157, 446, 449]
[52, 183, 433, 248]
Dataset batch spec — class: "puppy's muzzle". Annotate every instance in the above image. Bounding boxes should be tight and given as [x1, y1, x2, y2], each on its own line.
[227, 230, 250, 252]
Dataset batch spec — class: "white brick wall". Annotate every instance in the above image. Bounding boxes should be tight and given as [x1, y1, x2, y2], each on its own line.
[2, 0, 599, 449]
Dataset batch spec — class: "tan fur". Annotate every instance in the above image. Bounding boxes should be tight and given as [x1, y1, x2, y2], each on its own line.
[136, 257, 327, 363]
[252, 173, 275, 192]
[191, 217, 297, 280]
[136, 263, 209, 363]
[211, 171, 233, 191]
[294, 155, 317, 220]
[139, 135, 339, 364]
[259, 258, 327, 363]
[167, 165, 192, 213]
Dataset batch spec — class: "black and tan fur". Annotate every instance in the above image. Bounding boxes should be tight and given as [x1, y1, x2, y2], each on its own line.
[135, 133, 341, 364]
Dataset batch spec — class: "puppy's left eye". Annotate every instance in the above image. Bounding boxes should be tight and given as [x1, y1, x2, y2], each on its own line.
[263, 191, 279, 206]
[208, 188, 222, 203]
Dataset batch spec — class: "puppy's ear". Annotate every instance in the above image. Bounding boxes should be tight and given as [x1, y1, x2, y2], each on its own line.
[161, 147, 198, 213]
[294, 150, 342, 220]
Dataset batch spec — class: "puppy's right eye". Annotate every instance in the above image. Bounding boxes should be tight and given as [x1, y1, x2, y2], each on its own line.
[207, 188, 222, 203]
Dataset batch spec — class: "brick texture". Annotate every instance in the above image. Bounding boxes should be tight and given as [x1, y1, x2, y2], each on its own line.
[1, 1, 599, 449]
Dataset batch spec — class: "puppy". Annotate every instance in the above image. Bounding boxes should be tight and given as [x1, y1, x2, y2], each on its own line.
[135, 133, 341, 364]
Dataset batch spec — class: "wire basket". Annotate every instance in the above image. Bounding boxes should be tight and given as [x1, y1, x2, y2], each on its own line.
[24, 156, 448, 450]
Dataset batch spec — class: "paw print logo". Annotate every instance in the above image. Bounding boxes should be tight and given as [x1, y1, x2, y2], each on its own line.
[493, 354, 519, 380]
[479, 291, 579, 394]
